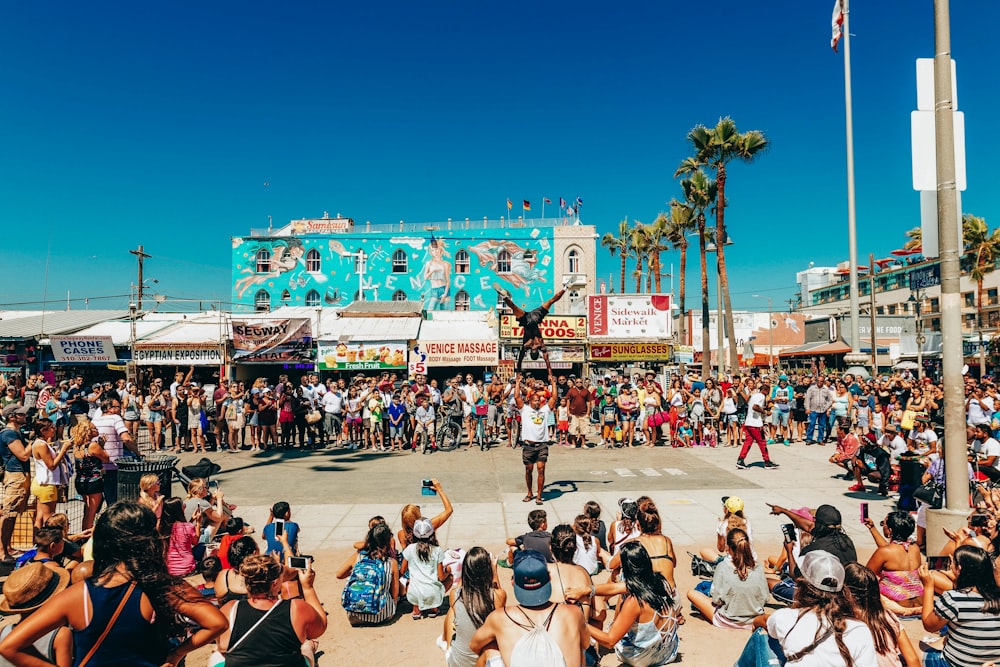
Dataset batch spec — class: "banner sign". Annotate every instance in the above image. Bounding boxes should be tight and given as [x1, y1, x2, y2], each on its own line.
[674, 345, 695, 364]
[499, 315, 586, 341]
[414, 341, 499, 366]
[589, 343, 672, 361]
[289, 218, 353, 234]
[50, 336, 118, 363]
[133, 347, 224, 366]
[588, 295, 672, 338]
[232, 319, 314, 363]
[502, 345, 583, 369]
[318, 341, 407, 370]
[909, 263, 941, 290]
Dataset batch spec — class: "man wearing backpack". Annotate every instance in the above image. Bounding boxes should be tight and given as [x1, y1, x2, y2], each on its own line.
[470, 549, 588, 667]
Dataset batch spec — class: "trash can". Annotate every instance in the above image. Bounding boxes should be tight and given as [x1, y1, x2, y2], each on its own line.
[897, 455, 925, 512]
[116, 455, 177, 503]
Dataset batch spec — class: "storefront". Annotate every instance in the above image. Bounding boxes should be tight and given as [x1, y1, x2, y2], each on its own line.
[498, 313, 586, 381]
[231, 318, 315, 382]
[316, 311, 419, 382]
[134, 321, 227, 387]
[415, 311, 499, 383]
[588, 342, 672, 376]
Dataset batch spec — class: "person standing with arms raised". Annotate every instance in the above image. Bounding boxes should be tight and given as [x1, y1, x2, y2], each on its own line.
[514, 358, 558, 505]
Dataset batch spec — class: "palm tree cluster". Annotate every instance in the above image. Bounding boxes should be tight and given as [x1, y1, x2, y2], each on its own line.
[600, 117, 768, 376]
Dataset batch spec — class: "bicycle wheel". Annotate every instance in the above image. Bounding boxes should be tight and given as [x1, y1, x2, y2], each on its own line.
[509, 418, 520, 448]
[438, 421, 461, 451]
[478, 418, 488, 451]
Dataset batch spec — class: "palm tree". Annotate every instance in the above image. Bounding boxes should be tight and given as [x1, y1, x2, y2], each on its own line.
[903, 226, 922, 251]
[664, 201, 695, 346]
[963, 214, 1000, 376]
[645, 215, 671, 294]
[630, 221, 651, 293]
[677, 117, 768, 371]
[601, 217, 632, 294]
[681, 168, 718, 379]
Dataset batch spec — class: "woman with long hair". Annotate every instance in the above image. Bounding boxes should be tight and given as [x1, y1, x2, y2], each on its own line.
[441, 547, 505, 667]
[617, 386, 638, 447]
[0, 502, 227, 666]
[29, 418, 72, 530]
[186, 385, 206, 454]
[572, 514, 601, 576]
[843, 563, 919, 667]
[256, 388, 278, 451]
[401, 519, 449, 619]
[70, 420, 109, 532]
[160, 496, 199, 577]
[336, 522, 400, 626]
[607, 497, 641, 559]
[549, 524, 606, 634]
[919, 545, 1000, 667]
[610, 496, 677, 588]
[396, 479, 453, 550]
[589, 541, 681, 665]
[862, 510, 924, 617]
[687, 528, 768, 630]
[122, 382, 143, 440]
[766, 550, 877, 666]
[144, 383, 169, 450]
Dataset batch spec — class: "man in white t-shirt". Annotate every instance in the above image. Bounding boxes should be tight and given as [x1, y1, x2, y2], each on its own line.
[966, 387, 992, 425]
[514, 361, 558, 505]
[907, 418, 939, 457]
[972, 422, 1000, 483]
[91, 396, 140, 506]
[737, 380, 779, 470]
[881, 424, 908, 459]
[321, 387, 344, 448]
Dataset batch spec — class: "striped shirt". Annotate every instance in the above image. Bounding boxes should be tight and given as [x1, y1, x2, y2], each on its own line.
[933, 589, 1000, 666]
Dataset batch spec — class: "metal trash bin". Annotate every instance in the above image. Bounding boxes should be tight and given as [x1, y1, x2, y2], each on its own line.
[115, 455, 177, 503]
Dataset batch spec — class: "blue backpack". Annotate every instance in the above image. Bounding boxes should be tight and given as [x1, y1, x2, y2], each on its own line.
[341, 551, 389, 614]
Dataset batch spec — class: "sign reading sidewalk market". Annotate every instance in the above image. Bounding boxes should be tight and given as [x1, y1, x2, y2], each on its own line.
[587, 294, 673, 338]
[414, 341, 499, 366]
[231, 319, 314, 363]
[318, 341, 407, 370]
[499, 315, 586, 341]
[50, 336, 118, 363]
[589, 343, 671, 362]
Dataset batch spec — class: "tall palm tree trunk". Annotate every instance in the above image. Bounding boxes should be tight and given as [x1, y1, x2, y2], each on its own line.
[978, 279, 986, 377]
[678, 245, 688, 345]
[698, 215, 711, 379]
[652, 251, 663, 293]
[716, 165, 739, 371]
[646, 254, 653, 293]
[620, 254, 627, 294]
[635, 256, 644, 293]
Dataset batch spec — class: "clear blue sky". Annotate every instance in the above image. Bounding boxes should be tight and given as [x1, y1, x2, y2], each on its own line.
[2, 1, 997, 313]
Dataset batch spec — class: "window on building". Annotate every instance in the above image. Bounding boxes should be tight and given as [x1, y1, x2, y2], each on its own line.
[989, 288, 998, 305]
[455, 249, 470, 274]
[392, 249, 408, 273]
[306, 249, 321, 273]
[930, 297, 940, 311]
[876, 306, 884, 315]
[393, 290, 407, 301]
[930, 318, 940, 330]
[254, 289, 270, 312]
[887, 304, 897, 315]
[255, 249, 271, 273]
[455, 290, 470, 311]
[497, 250, 512, 273]
[281, 289, 291, 302]
[964, 313, 976, 329]
[964, 292, 976, 308]
[497, 292, 511, 314]
[567, 247, 580, 274]
[305, 290, 320, 307]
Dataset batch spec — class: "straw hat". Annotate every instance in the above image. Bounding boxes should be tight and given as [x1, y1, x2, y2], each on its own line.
[0, 562, 70, 614]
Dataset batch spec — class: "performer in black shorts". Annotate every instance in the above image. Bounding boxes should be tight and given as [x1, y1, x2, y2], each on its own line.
[496, 284, 567, 371]
[513, 356, 558, 505]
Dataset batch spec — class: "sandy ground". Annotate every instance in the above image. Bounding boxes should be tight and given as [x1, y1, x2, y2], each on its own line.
[183, 540, 932, 667]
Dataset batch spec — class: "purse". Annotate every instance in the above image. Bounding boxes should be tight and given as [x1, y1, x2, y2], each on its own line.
[648, 409, 668, 428]
[913, 480, 944, 509]
[306, 409, 323, 424]
[78, 582, 136, 667]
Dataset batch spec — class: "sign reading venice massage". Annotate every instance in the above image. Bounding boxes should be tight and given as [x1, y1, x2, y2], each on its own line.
[232, 319, 314, 362]
[415, 341, 498, 366]
[50, 336, 118, 363]
[588, 295, 672, 339]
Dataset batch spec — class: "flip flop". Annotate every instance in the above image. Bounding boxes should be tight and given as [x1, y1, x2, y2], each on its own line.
[535, 499, 544, 505]
[522, 494, 534, 502]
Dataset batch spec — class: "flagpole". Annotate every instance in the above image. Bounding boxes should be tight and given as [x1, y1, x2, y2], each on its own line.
[842, 0, 867, 370]
[541, 197, 545, 220]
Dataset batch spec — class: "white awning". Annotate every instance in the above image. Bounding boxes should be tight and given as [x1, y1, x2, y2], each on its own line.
[418, 312, 497, 341]
[319, 315, 421, 342]
[69, 321, 175, 346]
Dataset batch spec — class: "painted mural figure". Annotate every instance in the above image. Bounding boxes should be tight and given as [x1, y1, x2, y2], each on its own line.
[234, 238, 305, 299]
[421, 237, 451, 311]
[496, 284, 567, 372]
[468, 240, 546, 297]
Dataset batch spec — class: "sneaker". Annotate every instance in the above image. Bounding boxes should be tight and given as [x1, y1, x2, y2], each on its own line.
[783, 439, 791, 446]
[766, 439, 775, 445]
[736, 459, 748, 470]
[763, 461, 780, 470]
[848, 483, 865, 492]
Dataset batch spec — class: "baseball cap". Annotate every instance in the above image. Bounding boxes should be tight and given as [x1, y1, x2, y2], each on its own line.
[861, 432, 878, 447]
[813, 504, 842, 527]
[800, 550, 845, 593]
[1, 404, 29, 419]
[778, 374, 788, 381]
[723, 496, 744, 514]
[412, 518, 435, 539]
[0, 562, 70, 614]
[512, 550, 552, 606]
[618, 497, 638, 520]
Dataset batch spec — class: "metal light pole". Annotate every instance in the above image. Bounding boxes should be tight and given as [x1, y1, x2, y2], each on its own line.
[341, 250, 367, 302]
[909, 291, 925, 381]
[752, 294, 774, 373]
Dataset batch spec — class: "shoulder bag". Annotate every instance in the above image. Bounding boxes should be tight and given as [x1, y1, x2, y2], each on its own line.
[77, 581, 137, 667]
[913, 480, 944, 509]
[209, 599, 282, 666]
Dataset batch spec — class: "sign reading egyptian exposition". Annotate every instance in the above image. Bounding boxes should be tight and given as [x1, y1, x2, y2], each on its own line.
[499, 315, 586, 341]
[588, 295, 672, 339]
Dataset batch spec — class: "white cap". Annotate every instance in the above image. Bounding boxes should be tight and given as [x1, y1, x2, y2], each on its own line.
[800, 550, 845, 593]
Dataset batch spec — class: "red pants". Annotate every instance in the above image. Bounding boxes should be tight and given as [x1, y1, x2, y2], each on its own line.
[739, 425, 771, 463]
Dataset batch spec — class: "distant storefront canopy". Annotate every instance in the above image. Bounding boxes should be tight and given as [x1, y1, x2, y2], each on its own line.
[231, 318, 314, 363]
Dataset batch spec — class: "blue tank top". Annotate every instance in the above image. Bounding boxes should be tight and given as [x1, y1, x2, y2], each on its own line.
[72, 580, 165, 667]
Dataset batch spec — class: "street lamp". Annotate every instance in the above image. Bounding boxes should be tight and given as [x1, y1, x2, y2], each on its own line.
[340, 250, 367, 303]
[752, 294, 774, 373]
[908, 292, 926, 381]
[706, 228, 734, 378]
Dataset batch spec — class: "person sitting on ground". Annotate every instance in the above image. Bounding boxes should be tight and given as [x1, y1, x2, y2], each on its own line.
[44, 513, 89, 570]
[548, 524, 606, 640]
[687, 528, 768, 630]
[0, 563, 72, 665]
[214, 535, 259, 605]
[862, 510, 924, 617]
[402, 518, 449, 619]
[763, 550, 878, 666]
[160, 496, 200, 577]
[850, 431, 893, 496]
[263, 501, 299, 558]
[843, 562, 919, 667]
[504, 509, 553, 565]
[337, 522, 399, 626]
[137, 473, 164, 521]
[441, 546, 506, 667]
[397, 479, 453, 550]
[217, 517, 253, 570]
[183, 478, 227, 543]
[583, 500, 608, 554]
[589, 541, 682, 666]
[570, 514, 605, 577]
[700, 495, 755, 564]
[609, 496, 677, 588]
[771, 504, 857, 606]
[197, 555, 223, 599]
[15, 526, 68, 574]
[470, 549, 589, 667]
[607, 497, 641, 559]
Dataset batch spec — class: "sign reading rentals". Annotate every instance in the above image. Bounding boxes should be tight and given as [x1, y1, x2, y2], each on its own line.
[499, 315, 586, 341]
[415, 341, 499, 366]
[589, 343, 671, 362]
[232, 319, 314, 363]
[133, 347, 223, 366]
[50, 336, 118, 363]
[318, 341, 407, 370]
[588, 295, 672, 338]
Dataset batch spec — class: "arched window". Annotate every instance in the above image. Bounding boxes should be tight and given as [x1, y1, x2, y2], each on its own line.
[393, 290, 408, 301]
[305, 289, 320, 307]
[455, 249, 470, 274]
[567, 247, 580, 274]
[392, 249, 408, 273]
[455, 290, 470, 311]
[305, 249, 321, 273]
[255, 248, 271, 273]
[496, 292, 511, 314]
[280, 289, 291, 302]
[497, 249, 512, 273]
[254, 289, 271, 312]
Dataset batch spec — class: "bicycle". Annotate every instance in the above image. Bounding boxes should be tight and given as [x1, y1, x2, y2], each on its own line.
[435, 408, 462, 452]
[473, 407, 489, 451]
[505, 404, 521, 448]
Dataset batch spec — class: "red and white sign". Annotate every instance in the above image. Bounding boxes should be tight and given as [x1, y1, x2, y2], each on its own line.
[415, 340, 499, 366]
[288, 217, 353, 234]
[588, 295, 672, 339]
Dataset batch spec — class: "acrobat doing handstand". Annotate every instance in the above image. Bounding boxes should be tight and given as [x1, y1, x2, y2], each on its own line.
[495, 283, 567, 371]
